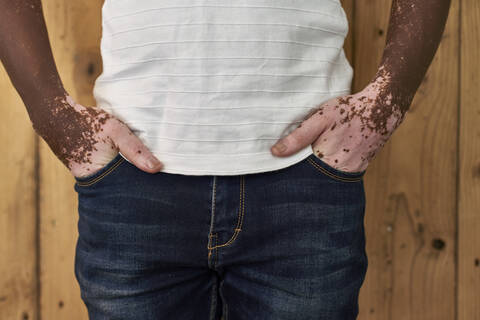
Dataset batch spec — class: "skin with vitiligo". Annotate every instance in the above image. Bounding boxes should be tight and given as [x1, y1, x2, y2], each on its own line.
[0, 0, 451, 176]
[0, 0, 163, 178]
[32, 94, 129, 176]
[271, 0, 451, 173]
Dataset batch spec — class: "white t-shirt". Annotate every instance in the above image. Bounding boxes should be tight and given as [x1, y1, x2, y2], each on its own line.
[93, 0, 353, 175]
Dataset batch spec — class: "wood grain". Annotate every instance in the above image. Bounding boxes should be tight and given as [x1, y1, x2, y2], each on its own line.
[459, 0, 480, 318]
[340, 0, 355, 68]
[39, 1, 103, 319]
[0, 64, 38, 320]
[0, 0, 478, 319]
[353, 1, 459, 319]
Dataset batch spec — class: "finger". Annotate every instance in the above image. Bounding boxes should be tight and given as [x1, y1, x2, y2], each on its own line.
[271, 107, 332, 157]
[111, 122, 163, 173]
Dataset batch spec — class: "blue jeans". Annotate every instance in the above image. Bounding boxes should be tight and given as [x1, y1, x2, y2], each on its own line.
[74, 152, 368, 320]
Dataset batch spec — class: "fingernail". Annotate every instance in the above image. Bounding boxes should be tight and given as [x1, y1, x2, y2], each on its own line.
[272, 142, 287, 154]
[146, 157, 162, 169]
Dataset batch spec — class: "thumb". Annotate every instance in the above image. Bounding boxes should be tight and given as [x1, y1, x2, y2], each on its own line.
[271, 108, 330, 157]
[112, 123, 163, 173]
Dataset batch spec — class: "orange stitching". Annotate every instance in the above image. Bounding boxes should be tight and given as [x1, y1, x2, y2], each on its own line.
[208, 176, 245, 250]
[76, 157, 125, 187]
[215, 236, 219, 268]
[208, 233, 217, 251]
[306, 157, 363, 182]
[208, 233, 217, 261]
[207, 177, 218, 252]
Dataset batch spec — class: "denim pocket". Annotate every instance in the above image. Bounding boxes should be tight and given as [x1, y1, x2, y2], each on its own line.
[74, 152, 126, 187]
[305, 153, 366, 183]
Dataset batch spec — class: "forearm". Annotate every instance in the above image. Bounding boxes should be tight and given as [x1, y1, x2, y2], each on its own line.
[0, 0, 66, 117]
[371, 0, 451, 114]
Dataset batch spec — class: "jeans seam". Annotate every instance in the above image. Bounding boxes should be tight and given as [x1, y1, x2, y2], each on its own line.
[208, 176, 245, 250]
[75, 157, 125, 187]
[219, 278, 228, 320]
[208, 177, 218, 267]
[306, 157, 363, 182]
[208, 234, 218, 269]
[209, 275, 218, 320]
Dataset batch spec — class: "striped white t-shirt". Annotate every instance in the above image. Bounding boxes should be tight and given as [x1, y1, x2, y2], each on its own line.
[93, 0, 353, 175]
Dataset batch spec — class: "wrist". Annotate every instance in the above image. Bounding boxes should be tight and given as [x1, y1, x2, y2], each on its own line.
[19, 70, 67, 106]
[26, 90, 71, 129]
[365, 65, 415, 115]
[352, 68, 411, 137]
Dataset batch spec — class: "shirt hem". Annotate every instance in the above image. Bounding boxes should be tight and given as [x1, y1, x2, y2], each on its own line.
[120, 145, 315, 176]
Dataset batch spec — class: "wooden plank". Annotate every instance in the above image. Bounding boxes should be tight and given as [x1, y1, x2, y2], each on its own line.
[459, 0, 480, 318]
[39, 1, 103, 319]
[353, 1, 459, 319]
[340, 0, 355, 65]
[0, 66, 38, 319]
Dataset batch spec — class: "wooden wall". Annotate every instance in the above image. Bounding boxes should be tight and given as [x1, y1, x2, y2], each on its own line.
[0, 0, 478, 319]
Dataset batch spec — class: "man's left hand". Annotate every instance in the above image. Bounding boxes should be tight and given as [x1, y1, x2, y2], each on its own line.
[270, 78, 408, 174]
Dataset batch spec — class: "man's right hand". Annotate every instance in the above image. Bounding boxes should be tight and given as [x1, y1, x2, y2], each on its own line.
[0, 1, 163, 178]
[31, 93, 163, 179]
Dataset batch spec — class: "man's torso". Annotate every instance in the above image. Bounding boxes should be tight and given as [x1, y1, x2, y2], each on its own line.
[94, 0, 352, 175]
